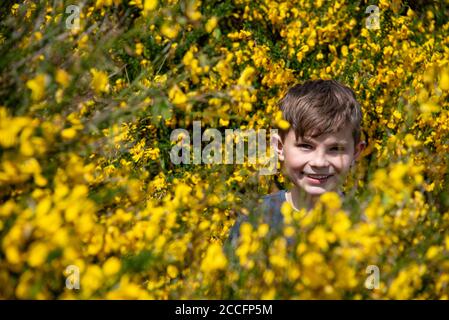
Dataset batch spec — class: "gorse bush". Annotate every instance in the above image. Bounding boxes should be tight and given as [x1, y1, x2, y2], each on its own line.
[0, 0, 449, 299]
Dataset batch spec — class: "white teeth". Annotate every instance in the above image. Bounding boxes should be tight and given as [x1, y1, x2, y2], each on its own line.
[307, 174, 330, 179]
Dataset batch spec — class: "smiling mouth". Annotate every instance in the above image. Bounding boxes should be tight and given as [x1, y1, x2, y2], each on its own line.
[303, 173, 334, 183]
[303, 173, 334, 178]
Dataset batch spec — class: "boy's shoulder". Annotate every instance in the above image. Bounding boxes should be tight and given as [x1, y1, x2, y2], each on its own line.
[261, 189, 287, 201]
[261, 190, 287, 227]
[261, 190, 287, 213]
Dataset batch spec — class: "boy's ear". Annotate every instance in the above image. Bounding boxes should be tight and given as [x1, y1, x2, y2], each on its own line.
[353, 140, 367, 161]
[271, 132, 285, 161]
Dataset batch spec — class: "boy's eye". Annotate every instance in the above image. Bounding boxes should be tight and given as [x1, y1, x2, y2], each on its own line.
[330, 146, 345, 152]
[296, 143, 313, 150]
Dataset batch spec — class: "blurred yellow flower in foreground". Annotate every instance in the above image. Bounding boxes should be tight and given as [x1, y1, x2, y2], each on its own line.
[439, 68, 449, 91]
[277, 119, 290, 130]
[103, 257, 121, 277]
[201, 243, 227, 272]
[161, 23, 179, 39]
[55, 69, 70, 88]
[143, 0, 158, 17]
[90, 68, 109, 94]
[61, 127, 77, 140]
[27, 242, 49, 267]
[26, 74, 48, 101]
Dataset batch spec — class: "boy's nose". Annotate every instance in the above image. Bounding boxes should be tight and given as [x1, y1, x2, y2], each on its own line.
[308, 152, 329, 168]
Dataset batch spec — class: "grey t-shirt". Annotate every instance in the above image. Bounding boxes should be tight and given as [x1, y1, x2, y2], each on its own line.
[227, 190, 287, 247]
[225, 190, 355, 252]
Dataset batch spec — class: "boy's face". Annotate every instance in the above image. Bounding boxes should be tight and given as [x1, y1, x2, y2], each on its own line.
[274, 126, 365, 196]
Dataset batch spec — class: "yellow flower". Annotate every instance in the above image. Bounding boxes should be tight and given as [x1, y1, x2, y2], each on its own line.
[167, 265, 178, 278]
[34, 31, 43, 41]
[257, 223, 269, 237]
[186, 0, 202, 21]
[420, 102, 440, 114]
[11, 3, 19, 15]
[107, 276, 153, 299]
[388, 264, 426, 299]
[142, 0, 158, 17]
[90, 68, 109, 94]
[55, 69, 70, 88]
[61, 127, 77, 140]
[439, 68, 449, 91]
[277, 119, 290, 130]
[205, 17, 218, 33]
[261, 288, 276, 300]
[320, 192, 341, 210]
[280, 201, 293, 224]
[425, 246, 441, 260]
[5, 246, 21, 264]
[393, 110, 402, 120]
[78, 34, 89, 48]
[96, 0, 114, 8]
[201, 243, 227, 272]
[26, 74, 48, 101]
[302, 251, 324, 267]
[135, 42, 144, 56]
[341, 45, 349, 57]
[263, 270, 275, 285]
[103, 257, 121, 277]
[82, 265, 104, 294]
[404, 133, 420, 148]
[27, 242, 49, 267]
[308, 227, 331, 251]
[237, 66, 256, 86]
[283, 226, 295, 237]
[154, 74, 167, 84]
[219, 118, 229, 126]
[161, 23, 179, 39]
[168, 85, 188, 107]
[383, 46, 394, 56]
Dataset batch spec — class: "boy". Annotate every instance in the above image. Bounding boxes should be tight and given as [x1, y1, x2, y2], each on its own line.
[228, 79, 366, 244]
